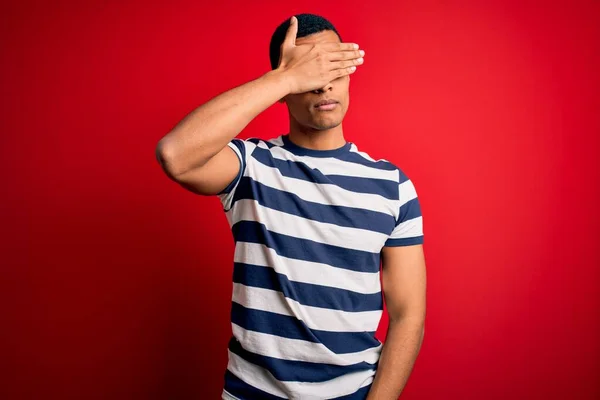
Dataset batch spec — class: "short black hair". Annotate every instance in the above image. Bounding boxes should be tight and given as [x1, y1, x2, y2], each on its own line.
[269, 13, 343, 70]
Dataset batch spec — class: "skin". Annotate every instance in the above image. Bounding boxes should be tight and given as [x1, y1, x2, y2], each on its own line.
[367, 244, 427, 399]
[155, 17, 363, 196]
[280, 30, 351, 151]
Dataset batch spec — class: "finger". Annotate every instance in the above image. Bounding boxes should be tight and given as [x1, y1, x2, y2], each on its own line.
[328, 49, 365, 62]
[321, 42, 360, 52]
[281, 16, 298, 50]
[330, 65, 357, 80]
[330, 58, 364, 71]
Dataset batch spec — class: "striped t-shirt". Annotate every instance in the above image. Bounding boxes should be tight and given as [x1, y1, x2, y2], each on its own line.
[218, 134, 424, 400]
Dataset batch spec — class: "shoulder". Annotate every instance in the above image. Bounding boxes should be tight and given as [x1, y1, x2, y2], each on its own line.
[230, 136, 282, 159]
[235, 136, 284, 151]
[346, 143, 407, 182]
[347, 143, 421, 206]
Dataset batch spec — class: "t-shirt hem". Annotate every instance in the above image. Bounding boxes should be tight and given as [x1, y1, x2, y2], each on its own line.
[384, 236, 424, 247]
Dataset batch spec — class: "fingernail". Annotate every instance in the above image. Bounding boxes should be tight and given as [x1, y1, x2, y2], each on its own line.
[353, 44, 359, 50]
[359, 50, 365, 56]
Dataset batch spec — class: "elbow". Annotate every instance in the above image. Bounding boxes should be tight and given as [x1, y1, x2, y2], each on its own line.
[155, 138, 183, 178]
[156, 130, 216, 180]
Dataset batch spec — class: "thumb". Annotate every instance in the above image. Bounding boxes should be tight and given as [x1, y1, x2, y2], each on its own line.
[281, 16, 298, 50]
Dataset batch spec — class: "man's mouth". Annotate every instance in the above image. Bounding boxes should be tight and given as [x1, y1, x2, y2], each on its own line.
[315, 99, 339, 111]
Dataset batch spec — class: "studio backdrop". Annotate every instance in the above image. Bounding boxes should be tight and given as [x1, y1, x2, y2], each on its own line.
[1, 0, 598, 399]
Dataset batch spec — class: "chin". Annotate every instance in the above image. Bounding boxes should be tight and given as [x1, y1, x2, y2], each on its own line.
[310, 121, 341, 131]
[309, 117, 343, 131]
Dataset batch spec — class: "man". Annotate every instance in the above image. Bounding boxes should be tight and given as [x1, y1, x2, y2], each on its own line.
[156, 13, 426, 400]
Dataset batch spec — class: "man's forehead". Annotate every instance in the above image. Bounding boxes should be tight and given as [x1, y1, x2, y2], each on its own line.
[295, 30, 341, 46]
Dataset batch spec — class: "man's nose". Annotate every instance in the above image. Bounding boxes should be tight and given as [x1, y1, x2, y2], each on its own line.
[313, 82, 333, 93]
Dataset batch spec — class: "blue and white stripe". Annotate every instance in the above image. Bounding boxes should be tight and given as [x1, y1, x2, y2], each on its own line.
[219, 135, 424, 399]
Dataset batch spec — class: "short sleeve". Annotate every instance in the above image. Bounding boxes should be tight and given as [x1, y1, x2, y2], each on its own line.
[384, 176, 424, 247]
[217, 138, 251, 211]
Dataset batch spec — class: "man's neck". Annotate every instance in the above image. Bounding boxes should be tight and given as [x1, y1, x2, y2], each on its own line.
[287, 124, 346, 151]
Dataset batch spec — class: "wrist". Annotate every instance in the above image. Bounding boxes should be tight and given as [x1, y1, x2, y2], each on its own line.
[265, 68, 294, 96]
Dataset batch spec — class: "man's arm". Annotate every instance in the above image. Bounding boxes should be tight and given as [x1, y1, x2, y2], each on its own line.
[367, 244, 427, 400]
[155, 69, 290, 195]
[155, 16, 363, 195]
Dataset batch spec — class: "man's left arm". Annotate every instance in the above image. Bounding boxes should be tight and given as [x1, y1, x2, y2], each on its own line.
[367, 243, 427, 399]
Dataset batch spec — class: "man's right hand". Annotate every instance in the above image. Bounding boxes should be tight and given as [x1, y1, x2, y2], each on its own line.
[157, 16, 363, 196]
[277, 16, 365, 94]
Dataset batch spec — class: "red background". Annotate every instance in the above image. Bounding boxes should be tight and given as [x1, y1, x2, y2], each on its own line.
[1, 0, 599, 399]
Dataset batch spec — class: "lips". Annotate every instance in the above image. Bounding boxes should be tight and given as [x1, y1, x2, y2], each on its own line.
[315, 99, 339, 107]
[314, 99, 339, 111]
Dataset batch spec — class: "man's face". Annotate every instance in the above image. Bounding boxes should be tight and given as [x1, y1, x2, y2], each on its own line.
[282, 30, 350, 131]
